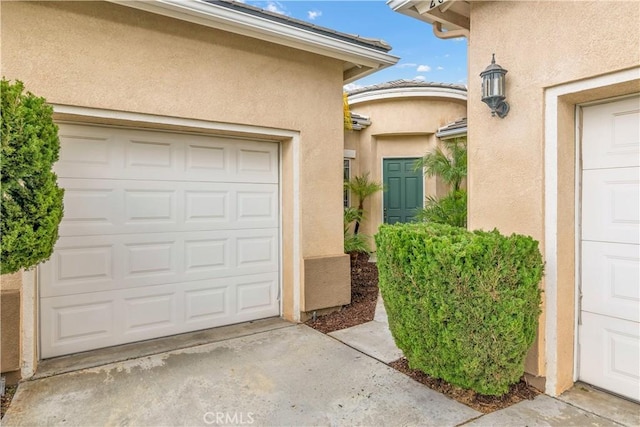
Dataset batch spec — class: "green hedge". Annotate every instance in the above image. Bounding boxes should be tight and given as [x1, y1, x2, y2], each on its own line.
[1, 79, 64, 274]
[375, 222, 543, 395]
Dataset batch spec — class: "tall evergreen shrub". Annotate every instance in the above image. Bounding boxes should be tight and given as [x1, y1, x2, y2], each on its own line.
[376, 222, 543, 395]
[1, 79, 64, 274]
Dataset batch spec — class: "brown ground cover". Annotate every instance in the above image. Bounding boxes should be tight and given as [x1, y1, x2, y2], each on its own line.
[1, 385, 17, 419]
[304, 253, 379, 333]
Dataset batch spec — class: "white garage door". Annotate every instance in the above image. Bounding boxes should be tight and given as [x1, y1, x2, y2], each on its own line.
[579, 95, 640, 401]
[40, 124, 280, 358]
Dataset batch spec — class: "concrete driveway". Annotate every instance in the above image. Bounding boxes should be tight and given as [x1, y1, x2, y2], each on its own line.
[3, 323, 480, 427]
[4, 319, 638, 427]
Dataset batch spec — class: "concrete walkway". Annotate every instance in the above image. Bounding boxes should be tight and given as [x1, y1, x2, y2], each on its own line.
[3, 298, 639, 426]
[329, 296, 640, 427]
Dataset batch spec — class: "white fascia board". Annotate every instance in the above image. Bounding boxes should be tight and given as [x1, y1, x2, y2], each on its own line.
[349, 86, 467, 106]
[387, 0, 413, 13]
[107, 0, 398, 77]
[436, 127, 467, 139]
[387, 0, 427, 21]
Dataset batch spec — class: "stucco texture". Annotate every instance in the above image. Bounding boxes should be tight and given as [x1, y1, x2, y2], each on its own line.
[1, 1, 350, 327]
[467, 1, 640, 393]
[347, 97, 466, 239]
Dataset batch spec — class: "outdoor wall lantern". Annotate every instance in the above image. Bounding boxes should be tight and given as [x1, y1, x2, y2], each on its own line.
[480, 54, 509, 118]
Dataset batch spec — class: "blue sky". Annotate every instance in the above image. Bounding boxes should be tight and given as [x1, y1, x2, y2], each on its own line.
[244, 1, 468, 90]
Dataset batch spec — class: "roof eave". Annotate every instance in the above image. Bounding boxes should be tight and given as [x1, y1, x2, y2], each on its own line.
[387, 0, 469, 32]
[349, 86, 467, 106]
[436, 127, 467, 139]
[106, 0, 399, 82]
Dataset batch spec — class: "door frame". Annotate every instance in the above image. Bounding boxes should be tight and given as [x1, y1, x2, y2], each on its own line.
[543, 66, 640, 396]
[380, 156, 425, 224]
[27, 104, 300, 366]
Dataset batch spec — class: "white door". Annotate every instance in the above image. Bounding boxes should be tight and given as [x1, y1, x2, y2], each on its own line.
[40, 124, 280, 358]
[579, 95, 640, 401]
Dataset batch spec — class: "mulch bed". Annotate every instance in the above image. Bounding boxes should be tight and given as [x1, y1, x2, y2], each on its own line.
[389, 358, 539, 413]
[304, 253, 379, 334]
[1, 385, 17, 420]
[305, 252, 540, 414]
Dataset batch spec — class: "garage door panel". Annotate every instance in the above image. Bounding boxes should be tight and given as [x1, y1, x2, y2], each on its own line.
[582, 167, 640, 245]
[41, 273, 279, 357]
[581, 241, 640, 322]
[41, 296, 117, 355]
[184, 285, 230, 324]
[579, 312, 640, 401]
[236, 143, 279, 181]
[185, 190, 229, 223]
[58, 179, 278, 236]
[237, 189, 278, 223]
[125, 190, 177, 224]
[184, 238, 230, 273]
[40, 240, 117, 298]
[582, 96, 640, 170]
[235, 274, 280, 320]
[124, 138, 179, 171]
[63, 187, 118, 227]
[42, 229, 279, 298]
[42, 124, 280, 358]
[56, 125, 278, 183]
[580, 96, 640, 401]
[122, 291, 178, 335]
[125, 240, 177, 278]
[56, 126, 116, 172]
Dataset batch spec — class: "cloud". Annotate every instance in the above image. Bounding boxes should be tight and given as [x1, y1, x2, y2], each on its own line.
[417, 65, 431, 72]
[437, 66, 444, 71]
[344, 83, 363, 91]
[444, 54, 450, 58]
[265, 1, 288, 15]
[453, 37, 465, 42]
[396, 63, 417, 69]
[414, 75, 426, 81]
[307, 10, 322, 20]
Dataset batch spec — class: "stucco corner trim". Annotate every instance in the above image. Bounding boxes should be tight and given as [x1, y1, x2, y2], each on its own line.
[21, 268, 37, 379]
[543, 66, 640, 396]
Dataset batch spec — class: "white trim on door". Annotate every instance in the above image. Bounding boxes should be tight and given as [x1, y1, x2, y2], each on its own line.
[543, 67, 640, 395]
[28, 104, 304, 361]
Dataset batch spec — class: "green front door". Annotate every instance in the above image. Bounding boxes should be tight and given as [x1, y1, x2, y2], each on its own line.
[383, 158, 423, 224]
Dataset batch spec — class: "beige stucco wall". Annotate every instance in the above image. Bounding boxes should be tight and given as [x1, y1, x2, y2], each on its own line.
[347, 97, 466, 239]
[1, 1, 350, 331]
[467, 1, 640, 394]
[1, 273, 22, 383]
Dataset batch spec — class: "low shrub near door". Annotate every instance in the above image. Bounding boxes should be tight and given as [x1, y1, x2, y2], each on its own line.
[375, 223, 543, 395]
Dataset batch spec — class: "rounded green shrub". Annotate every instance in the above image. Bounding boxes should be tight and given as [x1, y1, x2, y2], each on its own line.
[1, 79, 64, 274]
[375, 222, 543, 395]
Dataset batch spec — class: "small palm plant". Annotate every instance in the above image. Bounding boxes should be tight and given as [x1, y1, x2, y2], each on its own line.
[414, 137, 467, 227]
[344, 173, 383, 234]
[414, 137, 467, 191]
[344, 207, 369, 255]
